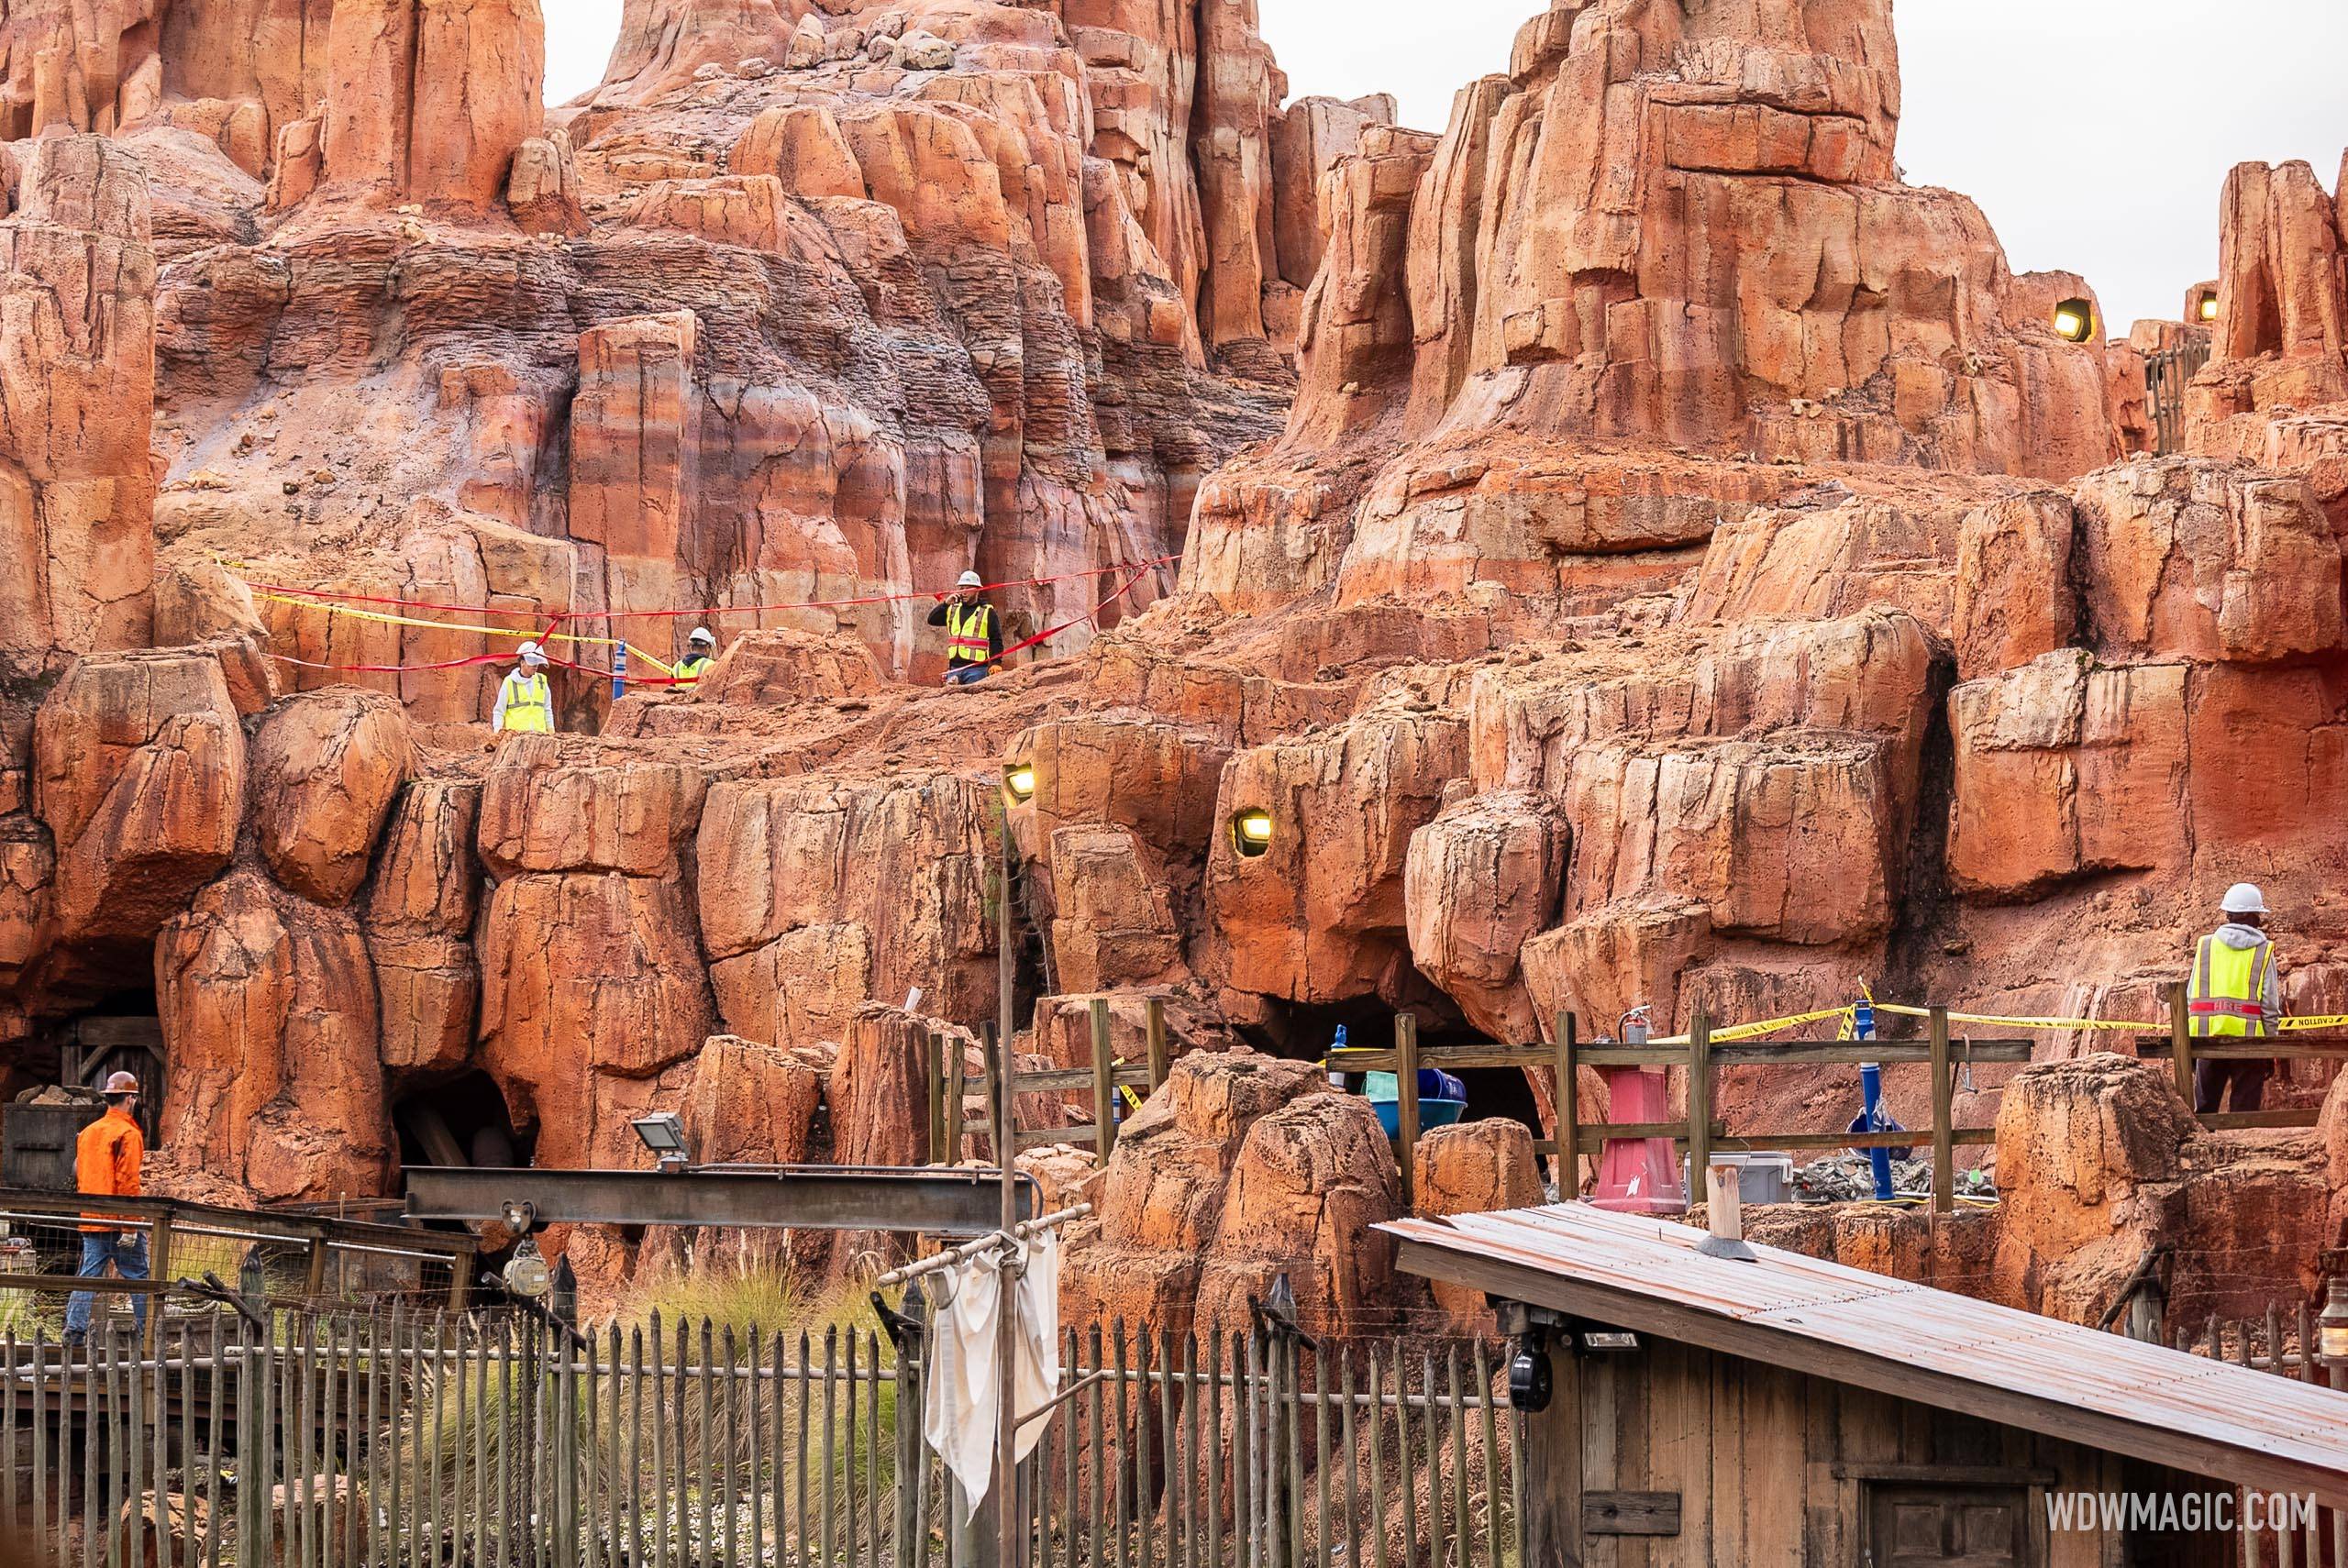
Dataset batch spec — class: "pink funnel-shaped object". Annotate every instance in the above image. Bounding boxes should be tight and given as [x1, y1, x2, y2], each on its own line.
[1589, 1066, 1689, 1213]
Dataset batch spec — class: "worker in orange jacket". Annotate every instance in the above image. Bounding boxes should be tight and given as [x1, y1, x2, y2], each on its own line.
[65, 1072, 148, 1345]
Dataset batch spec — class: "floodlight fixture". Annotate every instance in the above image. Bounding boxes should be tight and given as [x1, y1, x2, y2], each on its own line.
[2052, 298, 2095, 345]
[631, 1112, 692, 1172]
[2198, 293, 2221, 323]
[1231, 808, 1274, 858]
[1002, 763, 1037, 802]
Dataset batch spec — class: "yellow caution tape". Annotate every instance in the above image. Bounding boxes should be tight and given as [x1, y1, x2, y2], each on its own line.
[253, 587, 689, 682]
[249, 591, 625, 651]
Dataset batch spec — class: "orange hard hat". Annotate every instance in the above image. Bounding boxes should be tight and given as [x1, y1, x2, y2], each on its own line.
[102, 1071, 139, 1096]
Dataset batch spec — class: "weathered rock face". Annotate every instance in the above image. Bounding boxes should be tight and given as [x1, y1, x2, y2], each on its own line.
[1202, 707, 1467, 1007]
[1189, 0, 2130, 614]
[1062, 1050, 1404, 1339]
[1412, 1118, 1543, 1333]
[0, 136, 157, 671]
[33, 652, 244, 947]
[0, 0, 2339, 1342]
[249, 689, 415, 904]
[1991, 1054, 2331, 1322]
[364, 777, 483, 1086]
[156, 868, 395, 1203]
[696, 770, 995, 1048]
[2187, 160, 2348, 452]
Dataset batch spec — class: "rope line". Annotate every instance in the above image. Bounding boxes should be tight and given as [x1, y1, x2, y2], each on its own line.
[229, 554, 1180, 624]
[258, 552, 1161, 684]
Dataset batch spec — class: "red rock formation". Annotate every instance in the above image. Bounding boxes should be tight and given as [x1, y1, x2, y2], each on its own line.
[249, 690, 415, 904]
[2187, 160, 2348, 450]
[156, 869, 395, 1203]
[1411, 1118, 1543, 1333]
[33, 652, 243, 945]
[316, 0, 548, 212]
[0, 136, 156, 668]
[365, 777, 483, 1086]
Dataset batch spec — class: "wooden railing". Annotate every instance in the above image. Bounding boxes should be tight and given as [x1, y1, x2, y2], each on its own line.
[925, 999, 1169, 1165]
[2135, 982, 2348, 1131]
[1331, 1010, 2031, 1213]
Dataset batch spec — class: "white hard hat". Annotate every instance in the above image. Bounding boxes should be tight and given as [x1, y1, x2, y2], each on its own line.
[688, 626, 715, 647]
[102, 1071, 138, 1096]
[957, 570, 984, 589]
[2221, 882, 2268, 916]
[518, 640, 548, 667]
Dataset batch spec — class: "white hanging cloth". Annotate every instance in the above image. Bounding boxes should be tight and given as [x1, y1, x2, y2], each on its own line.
[921, 1231, 1063, 1519]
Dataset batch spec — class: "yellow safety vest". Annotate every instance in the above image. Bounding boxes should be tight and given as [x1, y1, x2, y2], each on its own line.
[946, 602, 994, 665]
[501, 671, 554, 733]
[676, 655, 713, 685]
[2188, 934, 2273, 1038]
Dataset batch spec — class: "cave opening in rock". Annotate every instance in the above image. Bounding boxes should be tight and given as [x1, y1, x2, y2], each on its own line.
[49, 988, 167, 1144]
[393, 1072, 532, 1172]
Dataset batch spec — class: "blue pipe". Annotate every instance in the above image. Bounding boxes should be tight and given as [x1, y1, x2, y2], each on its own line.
[1860, 1061, 1893, 1200]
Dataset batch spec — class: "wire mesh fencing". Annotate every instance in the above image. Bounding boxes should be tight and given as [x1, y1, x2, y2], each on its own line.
[0, 1309, 1519, 1568]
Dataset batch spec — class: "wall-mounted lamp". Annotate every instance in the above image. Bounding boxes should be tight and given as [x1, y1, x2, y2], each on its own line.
[1231, 808, 1274, 858]
[1002, 763, 1037, 802]
[2052, 298, 2095, 344]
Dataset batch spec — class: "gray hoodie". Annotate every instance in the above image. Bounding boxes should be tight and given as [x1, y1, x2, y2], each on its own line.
[2210, 922, 2282, 1032]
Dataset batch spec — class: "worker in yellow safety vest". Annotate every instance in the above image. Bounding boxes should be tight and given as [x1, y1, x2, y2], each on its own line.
[675, 626, 717, 686]
[493, 641, 556, 734]
[926, 569, 1002, 685]
[2187, 882, 2283, 1113]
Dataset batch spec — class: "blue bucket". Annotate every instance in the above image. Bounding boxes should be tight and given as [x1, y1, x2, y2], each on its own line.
[1362, 1070, 1468, 1136]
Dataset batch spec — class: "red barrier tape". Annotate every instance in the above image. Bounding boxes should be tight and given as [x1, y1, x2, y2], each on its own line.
[269, 557, 1166, 684]
[239, 556, 1180, 624]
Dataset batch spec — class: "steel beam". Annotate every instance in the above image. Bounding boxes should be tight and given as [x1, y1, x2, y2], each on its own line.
[403, 1165, 1036, 1235]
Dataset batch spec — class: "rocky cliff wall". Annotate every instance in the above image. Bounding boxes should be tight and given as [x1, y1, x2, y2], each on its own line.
[0, 0, 2340, 1328]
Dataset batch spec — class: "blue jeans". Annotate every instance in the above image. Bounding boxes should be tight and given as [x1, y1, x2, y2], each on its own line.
[946, 663, 992, 686]
[65, 1232, 148, 1336]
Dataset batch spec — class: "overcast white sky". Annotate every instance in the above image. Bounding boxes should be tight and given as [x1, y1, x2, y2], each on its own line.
[544, 0, 2347, 333]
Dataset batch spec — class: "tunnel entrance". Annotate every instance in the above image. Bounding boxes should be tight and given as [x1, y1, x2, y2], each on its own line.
[58, 989, 166, 1143]
[393, 1072, 532, 1171]
[1247, 996, 1547, 1141]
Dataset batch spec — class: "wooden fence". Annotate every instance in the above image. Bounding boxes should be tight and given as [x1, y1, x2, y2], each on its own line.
[2, 1309, 1518, 1568]
[2177, 1302, 2348, 1568]
[0, 1189, 480, 1350]
[1331, 1010, 2030, 1214]
[2145, 333, 2212, 456]
[1335, 986, 2348, 1216]
[927, 1000, 1168, 1166]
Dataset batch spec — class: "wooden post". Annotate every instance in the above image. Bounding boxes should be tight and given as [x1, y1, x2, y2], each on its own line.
[1396, 1012, 1421, 1211]
[1146, 999, 1170, 1092]
[1929, 1005, 1954, 1215]
[304, 1235, 328, 1305]
[1519, 1322, 1582, 1568]
[143, 1216, 172, 1356]
[1687, 1010, 1712, 1188]
[1553, 1010, 1578, 1196]
[2170, 980, 2196, 1110]
[946, 1031, 968, 1165]
[981, 1021, 1005, 1164]
[1090, 997, 1116, 1163]
[448, 1254, 471, 1313]
[925, 1031, 947, 1165]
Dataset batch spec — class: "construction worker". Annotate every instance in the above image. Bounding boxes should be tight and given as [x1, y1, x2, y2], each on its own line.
[65, 1072, 147, 1346]
[675, 626, 718, 686]
[2187, 882, 2283, 1113]
[493, 640, 556, 734]
[927, 569, 1002, 685]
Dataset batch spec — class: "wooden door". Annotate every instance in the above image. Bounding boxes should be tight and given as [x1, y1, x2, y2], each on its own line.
[1866, 1484, 2034, 1567]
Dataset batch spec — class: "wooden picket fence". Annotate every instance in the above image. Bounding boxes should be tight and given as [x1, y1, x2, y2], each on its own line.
[2179, 1303, 2348, 1568]
[1, 1309, 1519, 1568]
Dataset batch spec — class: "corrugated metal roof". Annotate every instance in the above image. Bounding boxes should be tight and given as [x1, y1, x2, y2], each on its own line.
[1384, 1203, 2348, 1505]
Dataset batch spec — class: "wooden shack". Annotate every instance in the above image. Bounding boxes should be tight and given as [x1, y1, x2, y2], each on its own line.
[1389, 1203, 2348, 1568]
